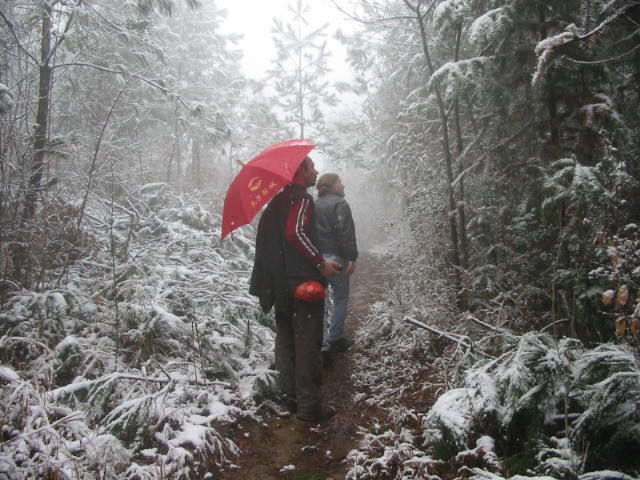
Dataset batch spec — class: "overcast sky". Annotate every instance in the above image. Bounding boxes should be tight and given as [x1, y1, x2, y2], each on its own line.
[216, 0, 354, 83]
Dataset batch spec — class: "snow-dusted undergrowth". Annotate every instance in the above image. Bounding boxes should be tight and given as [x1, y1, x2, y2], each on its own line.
[346, 247, 639, 480]
[0, 184, 275, 479]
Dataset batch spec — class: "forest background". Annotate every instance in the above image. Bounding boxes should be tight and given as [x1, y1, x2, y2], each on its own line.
[1, 0, 639, 479]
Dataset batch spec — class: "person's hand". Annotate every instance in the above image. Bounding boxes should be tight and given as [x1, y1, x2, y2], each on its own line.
[319, 259, 342, 276]
[346, 261, 356, 276]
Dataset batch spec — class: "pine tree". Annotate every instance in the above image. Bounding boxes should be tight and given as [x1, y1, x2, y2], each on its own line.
[267, 0, 337, 139]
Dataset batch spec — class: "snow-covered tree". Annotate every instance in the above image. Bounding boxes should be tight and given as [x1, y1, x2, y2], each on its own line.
[267, 0, 337, 140]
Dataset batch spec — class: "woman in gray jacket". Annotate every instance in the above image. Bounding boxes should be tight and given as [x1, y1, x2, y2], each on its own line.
[315, 173, 359, 354]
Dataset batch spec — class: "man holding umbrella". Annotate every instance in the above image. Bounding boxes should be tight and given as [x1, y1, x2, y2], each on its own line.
[248, 153, 341, 422]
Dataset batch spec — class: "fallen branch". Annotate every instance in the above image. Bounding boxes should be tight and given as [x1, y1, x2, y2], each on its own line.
[48, 371, 231, 402]
[540, 318, 570, 333]
[405, 315, 471, 346]
[405, 315, 494, 358]
[464, 313, 517, 340]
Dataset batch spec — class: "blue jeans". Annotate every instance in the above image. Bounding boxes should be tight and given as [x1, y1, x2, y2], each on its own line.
[323, 254, 350, 347]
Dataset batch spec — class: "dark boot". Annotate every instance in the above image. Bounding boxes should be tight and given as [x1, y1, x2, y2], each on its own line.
[297, 405, 336, 423]
[329, 336, 354, 353]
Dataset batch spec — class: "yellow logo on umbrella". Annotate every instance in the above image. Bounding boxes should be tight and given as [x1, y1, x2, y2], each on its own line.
[248, 177, 262, 191]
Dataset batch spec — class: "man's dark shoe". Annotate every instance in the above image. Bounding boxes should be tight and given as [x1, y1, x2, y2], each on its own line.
[296, 406, 336, 423]
[259, 392, 296, 416]
[322, 350, 334, 368]
[283, 397, 297, 414]
[329, 337, 354, 353]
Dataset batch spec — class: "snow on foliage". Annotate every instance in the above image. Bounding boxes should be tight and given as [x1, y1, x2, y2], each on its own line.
[532, 25, 578, 85]
[570, 345, 640, 465]
[434, 0, 472, 29]
[419, 331, 639, 472]
[468, 7, 510, 49]
[427, 57, 492, 100]
[542, 158, 614, 215]
[0, 185, 273, 478]
[579, 93, 623, 129]
[469, 470, 557, 480]
[423, 371, 499, 450]
[579, 471, 638, 480]
[536, 436, 582, 480]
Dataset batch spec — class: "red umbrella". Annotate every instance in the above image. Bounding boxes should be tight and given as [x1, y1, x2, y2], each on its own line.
[221, 139, 316, 240]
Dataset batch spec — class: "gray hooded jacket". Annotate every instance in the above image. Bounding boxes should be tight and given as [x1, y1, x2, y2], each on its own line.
[314, 193, 358, 262]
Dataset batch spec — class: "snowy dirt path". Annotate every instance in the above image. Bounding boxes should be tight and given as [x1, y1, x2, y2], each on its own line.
[217, 254, 388, 480]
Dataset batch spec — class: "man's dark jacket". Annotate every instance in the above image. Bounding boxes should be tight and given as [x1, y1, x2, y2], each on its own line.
[314, 193, 358, 262]
[249, 184, 324, 313]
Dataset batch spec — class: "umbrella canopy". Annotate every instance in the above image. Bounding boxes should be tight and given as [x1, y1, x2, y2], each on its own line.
[221, 139, 316, 240]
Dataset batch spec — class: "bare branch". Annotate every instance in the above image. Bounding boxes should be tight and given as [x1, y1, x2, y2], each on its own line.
[405, 315, 470, 344]
[576, 3, 639, 42]
[52, 62, 193, 111]
[465, 313, 517, 340]
[77, 80, 130, 230]
[0, 9, 39, 64]
[540, 318, 570, 333]
[48, 372, 232, 402]
[564, 42, 640, 65]
[48, 1, 81, 61]
[327, 0, 413, 25]
[405, 315, 495, 358]
[542, 3, 640, 68]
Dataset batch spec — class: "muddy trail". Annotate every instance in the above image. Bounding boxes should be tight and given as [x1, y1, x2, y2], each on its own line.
[218, 254, 389, 480]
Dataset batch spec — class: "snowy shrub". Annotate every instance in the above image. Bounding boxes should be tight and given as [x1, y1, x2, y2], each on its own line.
[0, 290, 74, 352]
[53, 336, 85, 386]
[570, 345, 640, 470]
[420, 333, 578, 463]
[346, 251, 456, 479]
[421, 334, 640, 474]
[85, 434, 132, 477]
[468, 470, 557, 480]
[358, 301, 403, 348]
[0, 365, 124, 479]
[0, 187, 274, 477]
[456, 436, 503, 473]
[0, 198, 96, 291]
[422, 371, 499, 457]
[579, 472, 638, 480]
[536, 436, 581, 480]
[469, 467, 638, 480]
[347, 242, 638, 479]
[346, 427, 437, 480]
[493, 334, 579, 434]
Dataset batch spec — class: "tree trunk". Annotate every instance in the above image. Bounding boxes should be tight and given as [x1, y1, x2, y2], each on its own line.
[452, 24, 469, 309]
[409, 1, 463, 302]
[538, 6, 559, 144]
[453, 24, 469, 275]
[191, 135, 201, 190]
[25, 6, 52, 219]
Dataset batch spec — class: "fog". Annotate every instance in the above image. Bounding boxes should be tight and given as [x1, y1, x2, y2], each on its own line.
[2, 0, 639, 478]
